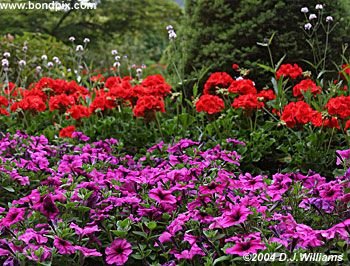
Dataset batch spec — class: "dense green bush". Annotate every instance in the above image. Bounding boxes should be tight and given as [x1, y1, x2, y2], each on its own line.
[171, 0, 350, 90]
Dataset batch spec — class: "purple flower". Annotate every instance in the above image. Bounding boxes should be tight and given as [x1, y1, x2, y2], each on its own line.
[70, 223, 100, 236]
[149, 186, 177, 205]
[210, 205, 252, 229]
[336, 149, 350, 165]
[72, 131, 90, 142]
[225, 233, 266, 256]
[75, 246, 102, 257]
[0, 207, 26, 227]
[34, 194, 60, 219]
[18, 229, 48, 244]
[105, 239, 132, 265]
[226, 138, 246, 146]
[53, 237, 76, 255]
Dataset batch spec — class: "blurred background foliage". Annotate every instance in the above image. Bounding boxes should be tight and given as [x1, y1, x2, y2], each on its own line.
[0, 0, 183, 66]
[0, 0, 349, 89]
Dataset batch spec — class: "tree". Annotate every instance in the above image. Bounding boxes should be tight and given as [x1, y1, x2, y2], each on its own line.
[175, 0, 350, 89]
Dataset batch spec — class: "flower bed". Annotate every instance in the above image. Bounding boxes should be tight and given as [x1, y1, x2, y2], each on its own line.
[0, 132, 349, 265]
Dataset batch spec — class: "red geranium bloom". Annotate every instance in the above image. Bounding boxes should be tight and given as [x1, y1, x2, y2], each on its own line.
[90, 74, 105, 83]
[204, 72, 233, 95]
[281, 101, 314, 128]
[49, 94, 75, 111]
[105, 239, 132, 265]
[0, 108, 9, 116]
[90, 92, 116, 113]
[340, 64, 350, 79]
[11, 96, 46, 112]
[0, 96, 9, 107]
[232, 94, 264, 110]
[59, 125, 76, 138]
[344, 120, 350, 130]
[276, 63, 303, 79]
[133, 96, 165, 117]
[228, 79, 257, 95]
[232, 64, 239, 71]
[105, 76, 123, 89]
[323, 117, 340, 129]
[196, 95, 225, 114]
[257, 89, 276, 101]
[326, 96, 350, 119]
[138, 74, 172, 97]
[66, 105, 91, 120]
[293, 79, 322, 98]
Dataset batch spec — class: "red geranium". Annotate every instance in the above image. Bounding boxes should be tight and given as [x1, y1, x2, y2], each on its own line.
[326, 96, 350, 119]
[340, 64, 350, 78]
[0, 96, 9, 107]
[257, 89, 276, 101]
[232, 94, 264, 110]
[281, 101, 315, 128]
[90, 74, 105, 83]
[59, 125, 76, 138]
[276, 64, 303, 79]
[204, 72, 233, 95]
[228, 79, 257, 95]
[49, 94, 75, 112]
[66, 105, 91, 120]
[133, 96, 165, 117]
[196, 95, 225, 114]
[292, 79, 322, 98]
[11, 96, 46, 112]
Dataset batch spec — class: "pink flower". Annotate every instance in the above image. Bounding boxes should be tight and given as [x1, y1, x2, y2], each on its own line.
[210, 205, 252, 229]
[75, 246, 102, 257]
[34, 194, 59, 219]
[173, 244, 205, 260]
[18, 229, 48, 244]
[318, 182, 343, 201]
[53, 237, 76, 255]
[149, 186, 177, 205]
[105, 239, 132, 265]
[1, 207, 26, 227]
[70, 223, 100, 236]
[225, 232, 266, 256]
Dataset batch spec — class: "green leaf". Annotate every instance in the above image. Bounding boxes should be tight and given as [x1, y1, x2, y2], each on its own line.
[132, 231, 148, 238]
[146, 221, 157, 230]
[213, 255, 231, 265]
[3, 186, 14, 192]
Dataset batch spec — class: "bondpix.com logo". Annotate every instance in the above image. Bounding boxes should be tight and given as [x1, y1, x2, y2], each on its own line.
[0, 0, 98, 11]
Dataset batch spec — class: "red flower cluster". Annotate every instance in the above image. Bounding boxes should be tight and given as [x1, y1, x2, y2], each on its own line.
[281, 101, 315, 128]
[59, 125, 76, 138]
[0, 96, 9, 116]
[49, 94, 75, 112]
[232, 94, 264, 110]
[133, 96, 165, 117]
[326, 96, 350, 119]
[293, 79, 322, 98]
[341, 64, 350, 78]
[66, 105, 91, 120]
[228, 79, 257, 95]
[196, 95, 225, 114]
[276, 64, 303, 80]
[204, 72, 233, 95]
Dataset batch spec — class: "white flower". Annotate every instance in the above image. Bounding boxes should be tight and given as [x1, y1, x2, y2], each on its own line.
[141, 64, 146, 69]
[18, 60, 26, 67]
[1, 59, 9, 67]
[47, 62, 54, 68]
[113, 62, 121, 68]
[309, 14, 317, 20]
[67, 68, 71, 72]
[114, 55, 121, 61]
[315, 4, 323, 10]
[53, 56, 60, 63]
[131, 64, 136, 68]
[36, 66, 42, 72]
[22, 46, 28, 52]
[304, 23, 312, 30]
[3, 52, 10, 58]
[83, 38, 90, 43]
[166, 25, 173, 31]
[76, 45, 84, 52]
[136, 68, 142, 74]
[236, 77, 244, 81]
[111, 50, 118, 55]
[41, 55, 48, 61]
[301, 7, 309, 13]
[69, 36, 75, 42]
[326, 16, 333, 22]
[168, 30, 177, 40]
